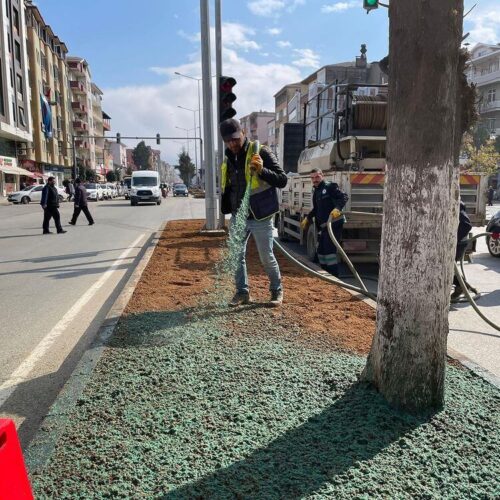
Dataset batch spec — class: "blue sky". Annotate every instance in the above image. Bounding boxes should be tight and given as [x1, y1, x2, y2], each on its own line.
[35, 0, 499, 164]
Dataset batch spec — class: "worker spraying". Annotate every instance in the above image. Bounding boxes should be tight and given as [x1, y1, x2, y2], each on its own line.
[301, 168, 349, 277]
[219, 118, 287, 307]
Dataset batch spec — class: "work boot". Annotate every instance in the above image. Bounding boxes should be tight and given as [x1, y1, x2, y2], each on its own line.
[269, 289, 283, 307]
[57, 230, 67, 234]
[229, 292, 251, 307]
[68, 221, 76, 225]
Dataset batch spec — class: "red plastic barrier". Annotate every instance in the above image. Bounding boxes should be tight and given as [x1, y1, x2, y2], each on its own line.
[0, 419, 33, 500]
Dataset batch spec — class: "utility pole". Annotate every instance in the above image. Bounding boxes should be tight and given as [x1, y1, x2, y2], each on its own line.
[215, 0, 224, 228]
[72, 135, 78, 180]
[200, 0, 217, 230]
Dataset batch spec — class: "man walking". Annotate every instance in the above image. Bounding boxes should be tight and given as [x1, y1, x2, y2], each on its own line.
[220, 118, 287, 307]
[41, 176, 66, 234]
[301, 168, 348, 277]
[487, 185, 495, 207]
[69, 178, 94, 226]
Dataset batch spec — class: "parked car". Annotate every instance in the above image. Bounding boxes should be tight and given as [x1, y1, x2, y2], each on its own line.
[100, 183, 111, 200]
[108, 183, 118, 198]
[173, 183, 189, 197]
[123, 176, 132, 200]
[85, 183, 103, 201]
[8, 184, 66, 204]
[130, 171, 162, 206]
[486, 210, 500, 258]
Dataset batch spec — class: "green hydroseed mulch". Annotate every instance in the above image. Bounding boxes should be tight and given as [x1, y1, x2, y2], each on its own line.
[30, 308, 500, 499]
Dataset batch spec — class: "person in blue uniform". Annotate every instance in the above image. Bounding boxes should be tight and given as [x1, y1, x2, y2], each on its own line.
[301, 168, 348, 276]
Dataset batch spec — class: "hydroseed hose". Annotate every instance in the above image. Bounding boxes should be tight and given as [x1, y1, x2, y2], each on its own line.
[273, 220, 500, 331]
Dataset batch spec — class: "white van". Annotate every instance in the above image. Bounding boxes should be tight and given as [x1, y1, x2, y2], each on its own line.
[130, 170, 161, 206]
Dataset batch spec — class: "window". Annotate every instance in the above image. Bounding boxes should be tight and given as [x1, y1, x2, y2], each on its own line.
[16, 74, 22, 97]
[18, 106, 26, 126]
[13, 7, 19, 31]
[14, 41, 21, 63]
[487, 89, 496, 103]
[487, 118, 496, 132]
[11, 101, 16, 122]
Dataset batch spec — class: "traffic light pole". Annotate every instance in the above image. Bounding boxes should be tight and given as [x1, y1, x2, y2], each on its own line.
[200, 0, 218, 230]
[215, 0, 224, 229]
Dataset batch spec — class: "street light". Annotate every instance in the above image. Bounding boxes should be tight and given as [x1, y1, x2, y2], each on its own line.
[177, 105, 200, 185]
[174, 72, 204, 183]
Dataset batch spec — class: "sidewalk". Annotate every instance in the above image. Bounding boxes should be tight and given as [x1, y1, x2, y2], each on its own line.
[26, 220, 499, 499]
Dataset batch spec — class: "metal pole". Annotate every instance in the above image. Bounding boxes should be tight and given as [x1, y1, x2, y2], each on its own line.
[215, 0, 224, 228]
[197, 79, 203, 185]
[192, 112, 198, 186]
[200, 0, 217, 229]
[72, 134, 78, 179]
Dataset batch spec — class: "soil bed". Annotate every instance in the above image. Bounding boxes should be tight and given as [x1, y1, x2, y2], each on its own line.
[30, 220, 500, 499]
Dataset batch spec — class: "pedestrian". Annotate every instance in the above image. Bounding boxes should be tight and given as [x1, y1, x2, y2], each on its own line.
[66, 180, 75, 202]
[220, 118, 287, 307]
[451, 200, 473, 301]
[69, 178, 94, 226]
[301, 168, 349, 277]
[41, 176, 66, 234]
[487, 185, 495, 206]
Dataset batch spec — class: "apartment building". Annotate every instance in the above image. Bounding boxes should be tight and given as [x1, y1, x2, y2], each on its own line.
[23, 2, 72, 187]
[0, 0, 33, 198]
[109, 140, 127, 178]
[239, 111, 274, 145]
[468, 43, 500, 137]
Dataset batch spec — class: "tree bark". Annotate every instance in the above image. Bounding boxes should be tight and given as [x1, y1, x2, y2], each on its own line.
[361, 0, 464, 411]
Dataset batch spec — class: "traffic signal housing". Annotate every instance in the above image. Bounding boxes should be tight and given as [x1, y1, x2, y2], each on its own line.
[219, 76, 237, 122]
[363, 0, 378, 12]
[156, 133, 161, 145]
[116, 132, 121, 144]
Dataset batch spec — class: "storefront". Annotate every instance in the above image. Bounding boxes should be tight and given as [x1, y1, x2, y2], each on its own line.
[19, 159, 46, 185]
[42, 165, 66, 187]
[0, 156, 37, 197]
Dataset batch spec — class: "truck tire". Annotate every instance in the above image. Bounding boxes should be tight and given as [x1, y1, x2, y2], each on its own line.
[306, 225, 318, 262]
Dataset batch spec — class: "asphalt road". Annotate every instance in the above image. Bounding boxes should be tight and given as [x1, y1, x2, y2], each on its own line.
[0, 196, 205, 447]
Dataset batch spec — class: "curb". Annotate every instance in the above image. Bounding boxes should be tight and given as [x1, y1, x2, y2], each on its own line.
[282, 243, 500, 391]
[25, 222, 167, 473]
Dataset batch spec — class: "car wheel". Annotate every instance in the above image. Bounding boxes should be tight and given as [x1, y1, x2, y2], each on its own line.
[157, 199, 161, 205]
[486, 235, 500, 258]
[131, 201, 137, 206]
[21, 196, 29, 204]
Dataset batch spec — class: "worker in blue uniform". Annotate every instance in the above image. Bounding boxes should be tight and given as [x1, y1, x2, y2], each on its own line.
[301, 168, 348, 276]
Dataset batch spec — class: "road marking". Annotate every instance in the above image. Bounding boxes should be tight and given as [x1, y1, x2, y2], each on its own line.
[0, 233, 146, 408]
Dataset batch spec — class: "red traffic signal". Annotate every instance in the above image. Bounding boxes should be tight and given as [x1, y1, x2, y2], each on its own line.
[219, 76, 237, 122]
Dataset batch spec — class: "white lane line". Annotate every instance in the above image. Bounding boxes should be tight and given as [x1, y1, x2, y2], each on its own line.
[0, 233, 146, 408]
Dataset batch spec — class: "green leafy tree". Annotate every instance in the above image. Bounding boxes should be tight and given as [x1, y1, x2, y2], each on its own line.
[106, 170, 117, 182]
[132, 141, 152, 170]
[461, 133, 500, 176]
[83, 168, 95, 181]
[472, 125, 490, 149]
[177, 149, 195, 186]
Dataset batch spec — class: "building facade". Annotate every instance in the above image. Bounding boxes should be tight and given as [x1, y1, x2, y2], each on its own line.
[24, 2, 72, 187]
[239, 111, 274, 145]
[109, 140, 127, 178]
[0, 0, 33, 197]
[468, 43, 500, 137]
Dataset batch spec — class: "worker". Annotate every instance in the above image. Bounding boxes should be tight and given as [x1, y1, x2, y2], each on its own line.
[301, 168, 348, 277]
[220, 118, 287, 307]
[451, 200, 473, 301]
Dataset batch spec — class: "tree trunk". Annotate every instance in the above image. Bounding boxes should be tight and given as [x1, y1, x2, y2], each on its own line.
[361, 0, 464, 412]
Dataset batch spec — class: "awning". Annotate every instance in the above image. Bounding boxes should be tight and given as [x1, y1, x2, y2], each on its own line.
[16, 166, 37, 178]
[0, 164, 37, 178]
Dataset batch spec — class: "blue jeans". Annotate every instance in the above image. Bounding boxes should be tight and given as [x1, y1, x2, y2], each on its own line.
[232, 217, 282, 294]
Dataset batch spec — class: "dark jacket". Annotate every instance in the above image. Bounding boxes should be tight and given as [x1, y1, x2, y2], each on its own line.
[74, 184, 88, 206]
[40, 184, 59, 208]
[222, 138, 287, 217]
[457, 201, 472, 243]
[307, 180, 348, 228]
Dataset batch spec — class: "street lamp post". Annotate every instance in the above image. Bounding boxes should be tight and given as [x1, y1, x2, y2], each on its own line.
[174, 72, 203, 184]
[177, 105, 199, 186]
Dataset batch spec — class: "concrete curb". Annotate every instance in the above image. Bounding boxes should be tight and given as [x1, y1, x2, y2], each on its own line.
[25, 222, 167, 473]
[283, 244, 500, 391]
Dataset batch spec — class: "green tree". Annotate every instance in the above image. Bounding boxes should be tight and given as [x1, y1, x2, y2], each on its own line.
[461, 133, 500, 176]
[106, 170, 117, 182]
[472, 125, 490, 149]
[132, 141, 152, 170]
[177, 149, 195, 186]
[83, 168, 95, 181]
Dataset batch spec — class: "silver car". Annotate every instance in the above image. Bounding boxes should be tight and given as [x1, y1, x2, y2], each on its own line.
[8, 184, 67, 204]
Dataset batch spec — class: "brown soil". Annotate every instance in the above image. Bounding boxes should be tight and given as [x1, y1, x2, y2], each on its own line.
[125, 220, 376, 354]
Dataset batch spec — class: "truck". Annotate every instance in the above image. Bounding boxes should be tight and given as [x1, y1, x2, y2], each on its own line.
[277, 82, 488, 263]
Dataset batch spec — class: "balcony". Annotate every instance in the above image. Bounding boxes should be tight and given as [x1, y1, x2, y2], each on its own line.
[70, 80, 85, 94]
[73, 120, 88, 131]
[68, 61, 84, 75]
[471, 68, 500, 87]
[103, 111, 111, 131]
[480, 100, 500, 114]
[75, 140, 89, 149]
[71, 102, 88, 114]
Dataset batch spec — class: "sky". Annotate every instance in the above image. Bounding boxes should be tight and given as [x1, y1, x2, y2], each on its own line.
[34, 0, 500, 165]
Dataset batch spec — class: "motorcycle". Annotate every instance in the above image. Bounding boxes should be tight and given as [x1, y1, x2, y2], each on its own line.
[486, 210, 500, 258]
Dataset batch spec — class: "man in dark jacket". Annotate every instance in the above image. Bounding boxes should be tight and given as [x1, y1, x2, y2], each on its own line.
[301, 168, 348, 276]
[451, 200, 473, 301]
[69, 178, 94, 226]
[40, 176, 66, 234]
[220, 118, 287, 307]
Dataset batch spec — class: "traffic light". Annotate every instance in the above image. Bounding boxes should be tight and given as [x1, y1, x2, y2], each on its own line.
[219, 76, 237, 122]
[116, 132, 121, 144]
[363, 0, 378, 12]
[156, 133, 161, 145]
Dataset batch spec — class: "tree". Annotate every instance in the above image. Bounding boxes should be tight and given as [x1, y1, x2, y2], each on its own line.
[461, 134, 500, 176]
[132, 141, 152, 170]
[361, 0, 464, 412]
[106, 170, 117, 182]
[177, 149, 195, 186]
[83, 168, 95, 182]
[472, 125, 490, 149]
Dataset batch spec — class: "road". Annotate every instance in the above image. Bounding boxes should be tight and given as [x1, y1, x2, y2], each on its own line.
[0, 196, 205, 447]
